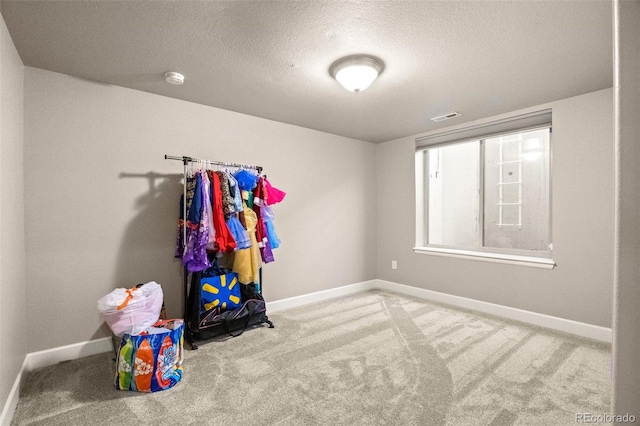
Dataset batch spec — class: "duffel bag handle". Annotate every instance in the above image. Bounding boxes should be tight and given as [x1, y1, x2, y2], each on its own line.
[223, 302, 256, 337]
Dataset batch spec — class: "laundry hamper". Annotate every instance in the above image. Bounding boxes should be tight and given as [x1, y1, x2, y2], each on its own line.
[114, 319, 184, 392]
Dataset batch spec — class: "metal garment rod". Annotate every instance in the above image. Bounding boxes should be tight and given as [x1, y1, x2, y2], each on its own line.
[164, 154, 263, 174]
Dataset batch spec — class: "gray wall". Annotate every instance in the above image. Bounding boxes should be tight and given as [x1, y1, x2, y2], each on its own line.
[613, 0, 640, 417]
[0, 12, 25, 417]
[376, 88, 614, 327]
[24, 67, 377, 352]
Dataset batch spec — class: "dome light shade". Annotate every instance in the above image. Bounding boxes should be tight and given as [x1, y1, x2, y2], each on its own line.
[329, 55, 384, 93]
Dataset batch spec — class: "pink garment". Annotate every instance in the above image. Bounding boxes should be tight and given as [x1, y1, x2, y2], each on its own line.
[263, 177, 286, 205]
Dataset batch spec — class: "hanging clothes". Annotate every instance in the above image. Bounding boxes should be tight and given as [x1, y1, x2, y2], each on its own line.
[263, 177, 286, 205]
[208, 170, 236, 253]
[261, 237, 275, 263]
[177, 171, 211, 272]
[175, 175, 196, 258]
[261, 205, 281, 249]
[226, 215, 252, 250]
[173, 159, 285, 279]
[225, 199, 262, 284]
[234, 169, 259, 192]
[216, 171, 236, 218]
[202, 171, 216, 251]
[252, 177, 268, 248]
[252, 177, 275, 263]
[227, 173, 244, 213]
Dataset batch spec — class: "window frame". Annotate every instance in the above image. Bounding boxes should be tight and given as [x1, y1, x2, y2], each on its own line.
[414, 113, 555, 269]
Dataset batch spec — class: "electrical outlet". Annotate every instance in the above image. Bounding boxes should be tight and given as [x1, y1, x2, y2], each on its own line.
[391, 260, 397, 270]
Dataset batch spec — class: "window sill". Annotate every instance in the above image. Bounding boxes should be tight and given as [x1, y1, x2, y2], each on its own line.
[413, 247, 556, 269]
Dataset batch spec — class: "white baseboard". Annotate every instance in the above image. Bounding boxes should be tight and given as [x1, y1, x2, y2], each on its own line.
[375, 279, 612, 343]
[25, 336, 113, 372]
[0, 357, 28, 426]
[267, 280, 377, 313]
[265, 278, 611, 342]
[0, 336, 113, 426]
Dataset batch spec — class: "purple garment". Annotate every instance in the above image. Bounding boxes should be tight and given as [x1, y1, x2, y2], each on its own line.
[181, 172, 211, 272]
[260, 238, 275, 263]
[259, 217, 275, 264]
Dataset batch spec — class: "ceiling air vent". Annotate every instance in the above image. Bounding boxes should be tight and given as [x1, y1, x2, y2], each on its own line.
[431, 111, 461, 122]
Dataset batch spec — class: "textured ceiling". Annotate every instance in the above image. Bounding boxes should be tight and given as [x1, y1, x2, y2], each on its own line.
[1, 0, 613, 143]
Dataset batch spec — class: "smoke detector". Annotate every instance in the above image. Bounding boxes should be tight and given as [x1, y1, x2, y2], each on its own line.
[431, 111, 461, 122]
[164, 72, 185, 85]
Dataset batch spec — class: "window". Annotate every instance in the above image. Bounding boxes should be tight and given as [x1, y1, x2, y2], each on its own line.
[415, 110, 554, 268]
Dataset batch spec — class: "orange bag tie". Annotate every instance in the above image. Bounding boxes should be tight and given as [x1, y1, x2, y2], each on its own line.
[116, 287, 139, 310]
[153, 319, 178, 329]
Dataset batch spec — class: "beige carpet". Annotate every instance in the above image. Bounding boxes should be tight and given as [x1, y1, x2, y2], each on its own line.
[11, 290, 611, 425]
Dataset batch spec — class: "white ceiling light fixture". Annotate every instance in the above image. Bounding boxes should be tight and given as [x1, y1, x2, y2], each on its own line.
[164, 71, 185, 85]
[329, 54, 385, 93]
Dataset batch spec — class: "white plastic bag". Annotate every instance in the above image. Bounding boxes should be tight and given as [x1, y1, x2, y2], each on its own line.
[97, 281, 164, 337]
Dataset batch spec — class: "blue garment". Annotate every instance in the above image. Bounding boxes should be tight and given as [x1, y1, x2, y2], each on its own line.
[227, 174, 244, 213]
[261, 205, 280, 249]
[234, 169, 259, 191]
[265, 220, 280, 249]
[226, 215, 252, 251]
[187, 173, 203, 224]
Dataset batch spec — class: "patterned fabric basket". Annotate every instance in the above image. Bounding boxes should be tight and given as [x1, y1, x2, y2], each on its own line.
[115, 319, 184, 392]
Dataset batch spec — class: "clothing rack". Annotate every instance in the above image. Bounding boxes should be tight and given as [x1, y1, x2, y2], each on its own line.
[164, 154, 263, 174]
[165, 154, 267, 350]
[165, 154, 263, 258]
